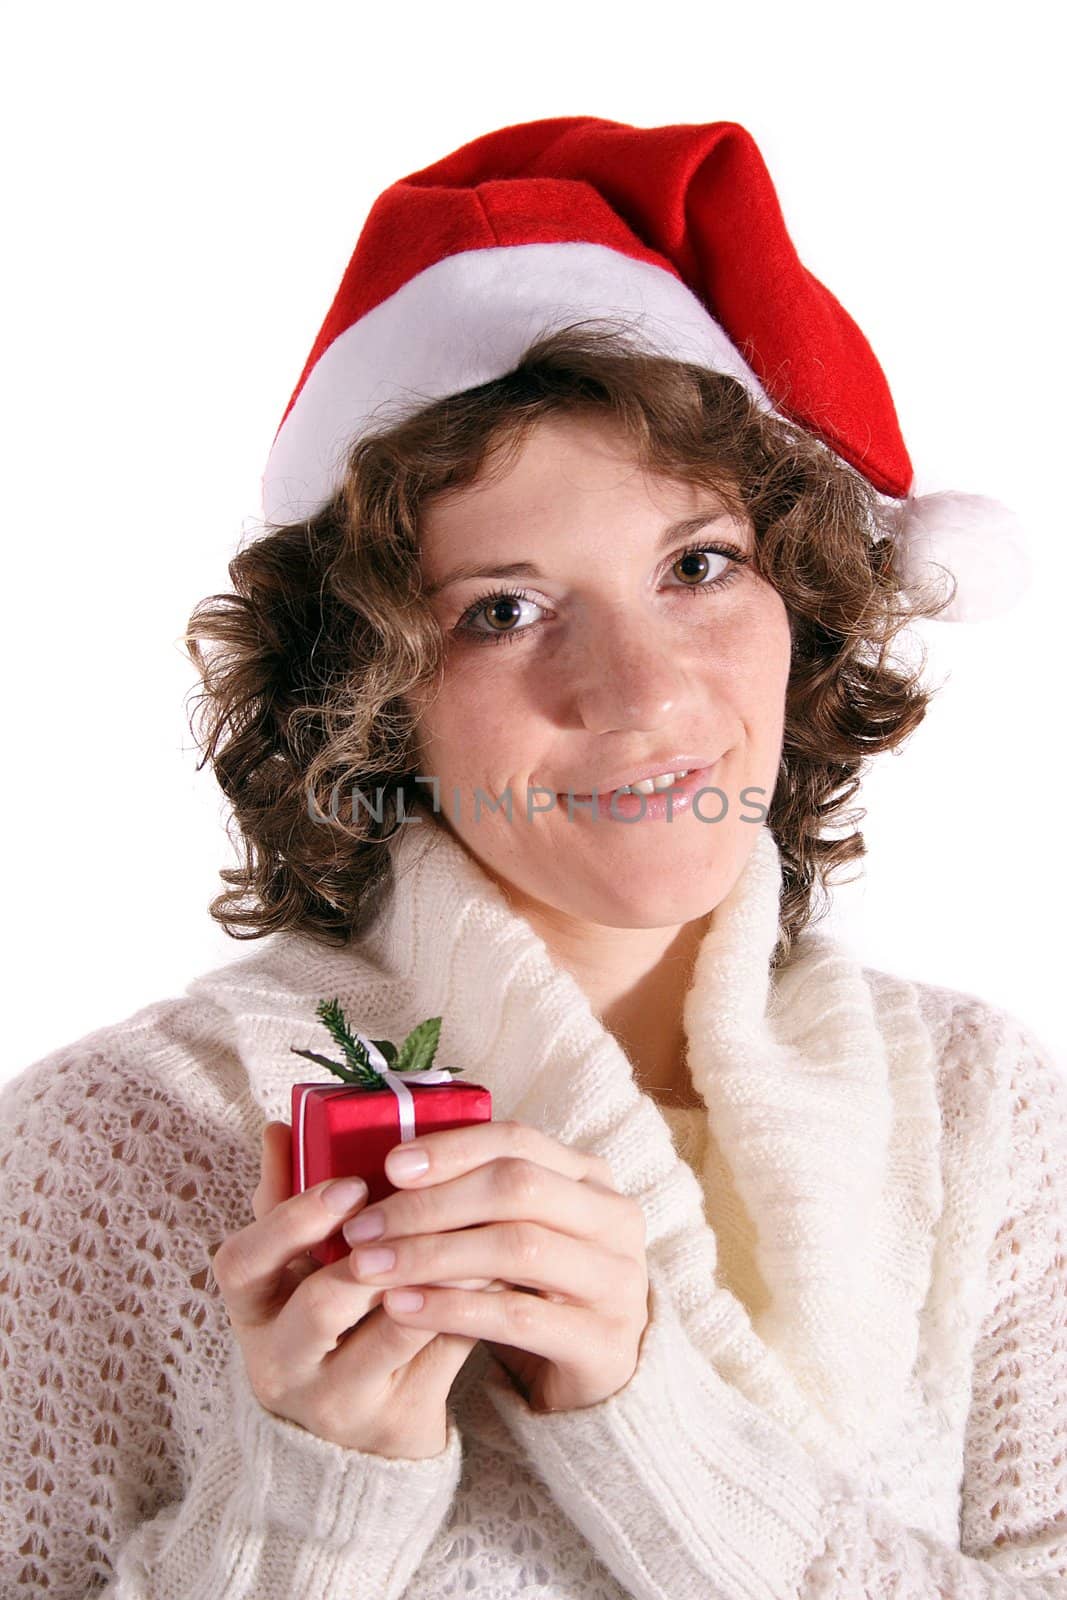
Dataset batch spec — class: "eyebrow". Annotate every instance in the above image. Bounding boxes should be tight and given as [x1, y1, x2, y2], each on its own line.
[423, 510, 737, 596]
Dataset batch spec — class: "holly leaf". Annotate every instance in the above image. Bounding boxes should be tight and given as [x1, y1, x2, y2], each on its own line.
[291, 1003, 461, 1089]
[393, 1016, 442, 1074]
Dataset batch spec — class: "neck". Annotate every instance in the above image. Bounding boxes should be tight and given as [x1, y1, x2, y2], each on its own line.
[484, 867, 711, 1104]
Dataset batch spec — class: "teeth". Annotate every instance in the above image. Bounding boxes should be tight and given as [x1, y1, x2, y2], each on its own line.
[619, 769, 691, 795]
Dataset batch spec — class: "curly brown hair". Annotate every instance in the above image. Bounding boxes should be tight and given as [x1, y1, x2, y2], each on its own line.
[182, 319, 954, 964]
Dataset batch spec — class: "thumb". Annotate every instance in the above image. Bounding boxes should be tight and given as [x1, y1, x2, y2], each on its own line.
[252, 1120, 294, 1221]
[252, 1120, 323, 1291]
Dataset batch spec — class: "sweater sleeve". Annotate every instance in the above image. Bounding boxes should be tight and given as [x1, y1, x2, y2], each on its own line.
[0, 1043, 463, 1600]
[484, 1017, 1067, 1600]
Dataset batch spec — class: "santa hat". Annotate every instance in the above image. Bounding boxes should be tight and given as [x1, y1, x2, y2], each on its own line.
[261, 116, 1030, 624]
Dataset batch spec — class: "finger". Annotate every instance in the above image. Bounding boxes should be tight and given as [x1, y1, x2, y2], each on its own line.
[327, 1307, 480, 1390]
[359, 1313, 480, 1384]
[250, 1120, 327, 1291]
[350, 1220, 646, 1313]
[351, 1155, 645, 1256]
[380, 1281, 617, 1379]
[432, 1276, 501, 1289]
[384, 1118, 620, 1196]
[278, 1262, 445, 1382]
[252, 1121, 293, 1221]
[214, 1171, 372, 1329]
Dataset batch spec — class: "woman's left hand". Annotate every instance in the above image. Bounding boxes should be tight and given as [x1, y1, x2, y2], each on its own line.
[345, 1119, 650, 1412]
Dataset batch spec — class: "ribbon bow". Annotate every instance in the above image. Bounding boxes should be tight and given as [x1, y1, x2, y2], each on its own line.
[353, 1030, 457, 1141]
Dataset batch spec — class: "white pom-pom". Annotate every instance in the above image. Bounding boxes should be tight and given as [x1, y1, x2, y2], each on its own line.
[891, 491, 1031, 623]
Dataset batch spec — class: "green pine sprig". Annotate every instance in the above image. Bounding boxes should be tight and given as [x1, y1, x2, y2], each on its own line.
[290, 998, 462, 1090]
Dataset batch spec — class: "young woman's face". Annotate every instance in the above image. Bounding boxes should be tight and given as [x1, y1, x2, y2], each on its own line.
[412, 412, 792, 929]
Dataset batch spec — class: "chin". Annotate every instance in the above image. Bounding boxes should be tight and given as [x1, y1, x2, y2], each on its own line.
[472, 818, 751, 926]
[542, 859, 734, 929]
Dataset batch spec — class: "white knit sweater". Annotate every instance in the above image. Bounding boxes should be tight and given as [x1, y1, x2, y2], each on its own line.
[2, 818, 1066, 1598]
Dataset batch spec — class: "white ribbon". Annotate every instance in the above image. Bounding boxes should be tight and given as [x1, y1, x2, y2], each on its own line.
[354, 1030, 455, 1141]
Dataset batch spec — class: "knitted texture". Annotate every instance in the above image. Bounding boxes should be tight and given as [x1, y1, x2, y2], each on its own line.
[1, 819, 1065, 1597]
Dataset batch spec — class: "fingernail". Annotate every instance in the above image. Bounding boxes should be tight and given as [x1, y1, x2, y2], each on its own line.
[387, 1146, 429, 1180]
[386, 1289, 424, 1312]
[353, 1245, 395, 1275]
[344, 1207, 385, 1244]
[322, 1177, 368, 1214]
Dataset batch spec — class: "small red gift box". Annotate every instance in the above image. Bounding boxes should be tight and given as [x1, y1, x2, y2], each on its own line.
[288, 1004, 492, 1266]
[291, 1079, 492, 1267]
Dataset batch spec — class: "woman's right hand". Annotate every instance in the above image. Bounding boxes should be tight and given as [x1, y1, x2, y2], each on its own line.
[211, 1120, 479, 1459]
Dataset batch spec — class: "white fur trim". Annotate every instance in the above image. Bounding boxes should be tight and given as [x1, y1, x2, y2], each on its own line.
[892, 491, 1031, 623]
[261, 246, 1028, 627]
[261, 241, 781, 526]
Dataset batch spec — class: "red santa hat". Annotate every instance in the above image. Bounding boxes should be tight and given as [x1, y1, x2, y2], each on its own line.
[261, 116, 1030, 624]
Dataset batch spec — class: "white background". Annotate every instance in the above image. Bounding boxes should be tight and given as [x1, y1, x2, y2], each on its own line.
[2, 2, 1063, 1081]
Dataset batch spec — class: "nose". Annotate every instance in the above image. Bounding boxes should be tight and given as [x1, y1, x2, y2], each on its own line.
[564, 615, 690, 735]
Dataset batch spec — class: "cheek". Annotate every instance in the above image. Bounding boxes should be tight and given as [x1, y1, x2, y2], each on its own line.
[754, 597, 793, 704]
[713, 587, 792, 704]
[414, 657, 531, 775]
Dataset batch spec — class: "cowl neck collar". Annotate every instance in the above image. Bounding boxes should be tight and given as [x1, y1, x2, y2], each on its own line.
[188, 815, 943, 1474]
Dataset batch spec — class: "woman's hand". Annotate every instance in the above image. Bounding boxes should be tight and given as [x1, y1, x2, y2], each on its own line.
[343, 1119, 651, 1412]
[210, 1121, 480, 1459]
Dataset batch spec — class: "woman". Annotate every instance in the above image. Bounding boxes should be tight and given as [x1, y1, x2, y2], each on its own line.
[2, 119, 1063, 1599]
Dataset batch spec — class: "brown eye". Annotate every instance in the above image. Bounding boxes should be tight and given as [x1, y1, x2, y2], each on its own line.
[455, 588, 542, 643]
[673, 549, 714, 585]
[483, 597, 524, 632]
[666, 543, 746, 593]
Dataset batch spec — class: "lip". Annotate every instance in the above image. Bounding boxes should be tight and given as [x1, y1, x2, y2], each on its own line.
[556, 760, 721, 822]
[562, 755, 716, 798]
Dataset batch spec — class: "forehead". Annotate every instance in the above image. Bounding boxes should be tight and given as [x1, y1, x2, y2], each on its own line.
[418, 418, 748, 600]
[419, 413, 730, 546]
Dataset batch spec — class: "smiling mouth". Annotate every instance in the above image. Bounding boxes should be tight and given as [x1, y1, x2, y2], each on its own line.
[566, 765, 709, 800]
